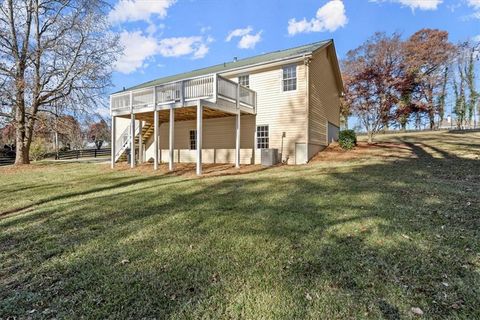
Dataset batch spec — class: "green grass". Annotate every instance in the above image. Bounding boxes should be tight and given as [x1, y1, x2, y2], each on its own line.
[1, 131, 479, 319]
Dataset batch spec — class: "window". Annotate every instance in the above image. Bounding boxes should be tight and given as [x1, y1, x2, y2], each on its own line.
[189, 130, 196, 150]
[256, 125, 269, 149]
[238, 75, 250, 88]
[282, 65, 297, 91]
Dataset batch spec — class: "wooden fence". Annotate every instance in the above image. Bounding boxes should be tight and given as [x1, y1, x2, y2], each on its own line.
[0, 154, 15, 166]
[55, 148, 111, 160]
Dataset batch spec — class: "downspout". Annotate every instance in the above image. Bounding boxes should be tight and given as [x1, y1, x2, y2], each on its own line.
[304, 55, 311, 163]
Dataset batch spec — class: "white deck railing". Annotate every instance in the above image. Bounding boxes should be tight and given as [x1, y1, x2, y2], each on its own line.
[111, 74, 256, 114]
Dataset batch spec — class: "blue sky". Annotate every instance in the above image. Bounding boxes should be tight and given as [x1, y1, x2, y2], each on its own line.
[108, 0, 480, 96]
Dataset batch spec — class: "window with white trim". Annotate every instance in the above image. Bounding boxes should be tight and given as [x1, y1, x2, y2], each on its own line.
[256, 125, 269, 149]
[282, 65, 297, 91]
[189, 130, 196, 150]
[238, 75, 250, 88]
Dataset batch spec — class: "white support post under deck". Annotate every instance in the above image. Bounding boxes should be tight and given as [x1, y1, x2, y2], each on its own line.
[253, 114, 257, 165]
[235, 112, 240, 168]
[154, 110, 159, 170]
[235, 82, 240, 168]
[111, 116, 115, 168]
[196, 101, 203, 176]
[169, 105, 174, 171]
[138, 121, 143, 164]
[130, 113, 135, 168]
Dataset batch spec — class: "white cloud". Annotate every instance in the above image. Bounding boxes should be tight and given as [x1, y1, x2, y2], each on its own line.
[109, 0, 176, 24]
[370, 0, 442, 10]
[193, 44, 209, 59]
[226, 27, 253, 42]
[115, 31, 159, 74]
[288, 0, 347, 36]
[146, 23, 165, 36]
[206, 35, 215, 43]
[226, 27, 262, 49]
[473, 35, 480, 42]
[468, 0, 480, 9]
[466, 0, 480, 19]
[238, 32, 263, 49]
[158, 36, 209, 59]
[397, 0, 442, 10]
[115, 32, 211, 74]
[200, 26, 212, 34]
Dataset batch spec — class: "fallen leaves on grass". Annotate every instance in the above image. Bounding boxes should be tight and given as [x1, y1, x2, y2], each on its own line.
[411, 307, 424, 316]
[401, 234, 412, 240]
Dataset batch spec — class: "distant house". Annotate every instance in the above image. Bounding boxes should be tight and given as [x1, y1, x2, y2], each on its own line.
[438, 115, 478, 130]
[110, 40, 343, 174]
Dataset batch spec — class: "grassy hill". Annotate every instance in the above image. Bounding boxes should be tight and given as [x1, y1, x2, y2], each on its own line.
[1, 130, 479, 319]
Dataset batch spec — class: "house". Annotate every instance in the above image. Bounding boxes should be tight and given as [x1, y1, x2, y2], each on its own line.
[110, 39, 343, 175]
[438, 115, 478, 130]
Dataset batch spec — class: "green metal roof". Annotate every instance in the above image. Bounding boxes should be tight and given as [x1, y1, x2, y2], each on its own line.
[121, 40, 332, 93]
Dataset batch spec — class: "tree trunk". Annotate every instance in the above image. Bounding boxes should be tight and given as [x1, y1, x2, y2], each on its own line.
[14, 101, 30, 165]
[427, 89, 435, 130]
[429, 114, 435, 130]
[14, 135, 29, 164]
[367, 131, 374, 144]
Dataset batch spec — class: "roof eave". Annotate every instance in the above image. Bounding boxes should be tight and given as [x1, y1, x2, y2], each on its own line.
[218, 52, 314, 77]
[111, 40, 332, 95]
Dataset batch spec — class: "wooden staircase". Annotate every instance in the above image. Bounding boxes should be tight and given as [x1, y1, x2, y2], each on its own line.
[116, 122, 154, 163]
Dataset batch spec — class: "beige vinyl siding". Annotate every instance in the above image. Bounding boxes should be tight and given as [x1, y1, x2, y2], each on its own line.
[227, 62, 307, 164]
[117, 47, 344, 166]
[145, 115, 255, 164]
[308, 47, 341, 150]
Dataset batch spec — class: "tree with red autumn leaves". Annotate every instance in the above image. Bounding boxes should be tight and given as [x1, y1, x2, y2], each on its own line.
[403, 29, 455, 129]
[0, 123, 16, 151]
[87, 120, 110, 150]
[342, 32, 406, 143]
[341, 29, 458, 140]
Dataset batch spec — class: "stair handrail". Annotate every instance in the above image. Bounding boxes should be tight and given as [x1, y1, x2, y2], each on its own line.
[114, 123, 140, 161]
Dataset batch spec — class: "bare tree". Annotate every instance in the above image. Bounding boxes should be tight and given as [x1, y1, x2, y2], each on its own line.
[56, 115, 83, 150]
[452, 42, 479, 129]
[0, 0, 120, 164]
[465, 43, 478, 127]
[452, 63, 466, 129]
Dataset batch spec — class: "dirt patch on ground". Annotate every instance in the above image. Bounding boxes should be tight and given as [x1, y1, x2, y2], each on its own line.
[0, 162, 51, 175]
[311, 142, 414, 162]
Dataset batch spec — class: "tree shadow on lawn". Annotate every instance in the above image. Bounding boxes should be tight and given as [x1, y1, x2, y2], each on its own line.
[0, 140, 479, 318]
[0, 171, 191, 219]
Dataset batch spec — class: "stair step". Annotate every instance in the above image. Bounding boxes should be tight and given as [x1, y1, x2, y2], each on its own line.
[116, 123, 154, 163]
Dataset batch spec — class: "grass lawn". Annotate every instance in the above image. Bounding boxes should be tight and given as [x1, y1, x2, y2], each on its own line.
[1, 130, 479, 319]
